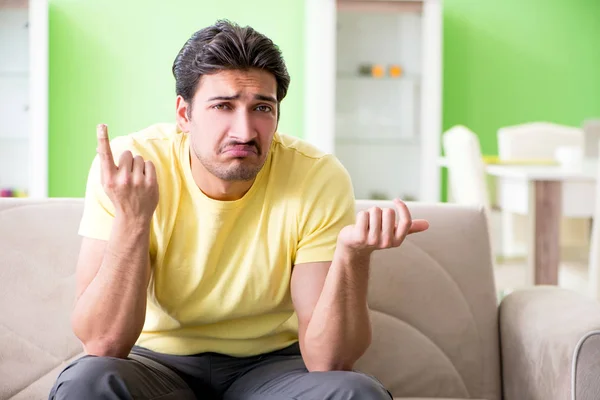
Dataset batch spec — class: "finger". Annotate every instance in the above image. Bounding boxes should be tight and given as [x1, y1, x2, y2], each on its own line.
[118, 151, 134, 173]
[368, 207, 382, 246]
[132, 155, 145, 183]
[144, 160, 156, 183]
[133, 155, 145, 172]
[408, 219, 430, 234]
[381, 208, 396, 247]
[393, 198, 412, 246]
[96, 124, 116, 175]
[356, 210, 369, 241]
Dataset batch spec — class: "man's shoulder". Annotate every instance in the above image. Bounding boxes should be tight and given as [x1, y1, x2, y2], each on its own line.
[270, 133, 351, 186]
[272, 133, 328, 161]
[108, 123, 182, 158]
[272, 133, 345, 171]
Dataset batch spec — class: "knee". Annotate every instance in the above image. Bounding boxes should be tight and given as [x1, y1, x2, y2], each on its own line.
[318, 371, 390, 400]
[51, 356, 130, 399]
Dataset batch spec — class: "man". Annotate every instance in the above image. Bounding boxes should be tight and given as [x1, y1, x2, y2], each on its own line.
[50, 20, 429, 400]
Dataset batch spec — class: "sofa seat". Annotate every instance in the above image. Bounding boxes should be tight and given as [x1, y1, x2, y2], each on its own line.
[9, 353, 85, 400]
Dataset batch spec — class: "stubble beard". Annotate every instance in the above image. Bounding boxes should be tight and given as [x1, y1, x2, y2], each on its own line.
[192, 144, 267, 182]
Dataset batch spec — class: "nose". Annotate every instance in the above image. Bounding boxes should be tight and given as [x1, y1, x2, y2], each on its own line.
[230, 109, 257, 142]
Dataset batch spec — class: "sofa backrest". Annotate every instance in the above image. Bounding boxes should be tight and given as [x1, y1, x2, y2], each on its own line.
[0, 198, 501, 399]
[0, 198, 84, 399]
[354, 200, 501, 400]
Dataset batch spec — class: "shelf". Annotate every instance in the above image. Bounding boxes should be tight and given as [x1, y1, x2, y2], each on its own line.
[0, 0, 28, 9]
[338, 121, 404, 129]
[337, 73, 420, 82]
[337, 0, 423, 14]
[0, 135, 28, 140]
[336, 116, 414, 129]
[0, 71, 29, 77]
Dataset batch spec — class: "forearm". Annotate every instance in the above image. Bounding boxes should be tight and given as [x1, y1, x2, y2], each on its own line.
[302, 246, 372, 371]
[72, 214, 151, 358]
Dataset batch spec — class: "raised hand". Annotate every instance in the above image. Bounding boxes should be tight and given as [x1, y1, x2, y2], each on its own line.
[96, 124, 159, 219]
[337, 198, 429, 255]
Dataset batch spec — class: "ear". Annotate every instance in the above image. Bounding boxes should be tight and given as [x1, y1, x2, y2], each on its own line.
[176, 95, 192, 132]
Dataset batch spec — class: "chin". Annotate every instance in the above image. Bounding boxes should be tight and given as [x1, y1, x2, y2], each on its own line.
[218, 164, 262, 182]
[221, 172, 259, 182]
[202, 155, 265, 182]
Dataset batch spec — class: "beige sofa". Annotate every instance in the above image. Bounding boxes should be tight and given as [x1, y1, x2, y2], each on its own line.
[1, 198, 600, 400]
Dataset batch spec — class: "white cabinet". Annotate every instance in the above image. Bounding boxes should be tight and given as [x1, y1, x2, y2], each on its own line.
[0, 0, 48, 198]
[304, 0, 442, 202]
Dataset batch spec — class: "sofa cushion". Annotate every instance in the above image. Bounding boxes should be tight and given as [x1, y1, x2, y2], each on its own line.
[9, 352, 85, 400]
[0, 325, 60, 399]
[354, 201, 501, 400]
[0, 200, 83, 359]
[573, 331, 600, 400]
[0, 198, 502, 400]
[0, 199, 84, 398]
[500, 287, 600, 400]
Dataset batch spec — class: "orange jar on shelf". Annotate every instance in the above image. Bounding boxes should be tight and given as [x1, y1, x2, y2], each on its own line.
[358, 64, 385, 78]
[388, 64, 403, 77]
[371, 64, 385, 78]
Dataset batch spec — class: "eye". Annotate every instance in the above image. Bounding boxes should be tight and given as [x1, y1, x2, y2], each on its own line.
[212, 103, 231, 110]
[255, 105, 272, 113]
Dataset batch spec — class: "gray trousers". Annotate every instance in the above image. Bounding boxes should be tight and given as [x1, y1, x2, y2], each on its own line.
[49, 342, 392, 400]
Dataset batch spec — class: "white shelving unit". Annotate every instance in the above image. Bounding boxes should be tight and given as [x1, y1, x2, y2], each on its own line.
[304, 0, 442, 202]
[0, 0, 48, 198]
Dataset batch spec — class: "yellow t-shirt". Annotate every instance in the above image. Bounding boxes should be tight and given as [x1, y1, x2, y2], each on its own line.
[79, 123, 356, 357]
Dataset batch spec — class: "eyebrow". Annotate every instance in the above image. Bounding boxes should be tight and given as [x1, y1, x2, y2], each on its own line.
[207, 93, 277, 104]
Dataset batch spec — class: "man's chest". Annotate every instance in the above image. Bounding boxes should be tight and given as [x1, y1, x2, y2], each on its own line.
[147, 205, 298, 323]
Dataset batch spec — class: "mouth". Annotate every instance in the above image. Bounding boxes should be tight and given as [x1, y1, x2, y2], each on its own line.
[223, 144, 259, 158]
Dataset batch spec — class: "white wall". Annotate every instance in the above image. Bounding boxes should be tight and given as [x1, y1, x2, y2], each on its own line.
[0, 8, 30, 193]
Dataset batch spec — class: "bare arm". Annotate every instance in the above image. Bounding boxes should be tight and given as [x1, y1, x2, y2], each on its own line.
[71, 124, 159, 358]
[292, 199, 429, 371]
[291, 253, 371, 372]
[71, 221, 151, 358]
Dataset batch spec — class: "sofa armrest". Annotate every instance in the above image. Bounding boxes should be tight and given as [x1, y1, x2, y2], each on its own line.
[499, 286, 600, 400]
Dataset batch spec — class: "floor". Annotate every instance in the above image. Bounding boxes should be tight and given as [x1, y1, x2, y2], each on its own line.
[494, 257, 590, 299]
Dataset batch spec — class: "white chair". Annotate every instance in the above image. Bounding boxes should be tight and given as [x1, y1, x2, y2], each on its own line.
[583, 119, 600, 159]
[498, 122, 584, 160]
[443, 126, 489, 208]
[496, 122, 590, 259]
[442, 126, 496, 253]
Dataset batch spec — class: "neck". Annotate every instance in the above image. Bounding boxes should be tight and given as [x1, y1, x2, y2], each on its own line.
[189, 150, 254, 201]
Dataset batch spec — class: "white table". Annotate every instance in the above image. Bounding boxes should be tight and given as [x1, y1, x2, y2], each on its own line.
[439, 158, 597, 285]
[487, 162, 596, 285]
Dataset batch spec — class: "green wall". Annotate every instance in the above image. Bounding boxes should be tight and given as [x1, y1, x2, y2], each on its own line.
[442, 0, 600, 199]
[48, 0, 305, 197]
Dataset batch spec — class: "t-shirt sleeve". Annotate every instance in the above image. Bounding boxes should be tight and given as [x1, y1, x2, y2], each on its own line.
[294, 155, 356, 265]
[78, 136, 133, 241]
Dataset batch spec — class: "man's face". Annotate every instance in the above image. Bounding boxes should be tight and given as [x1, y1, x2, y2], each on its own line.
[177, 68, 279, 182]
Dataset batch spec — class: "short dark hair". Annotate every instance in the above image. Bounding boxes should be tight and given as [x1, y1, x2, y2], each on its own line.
[172, 20, 291, 118]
